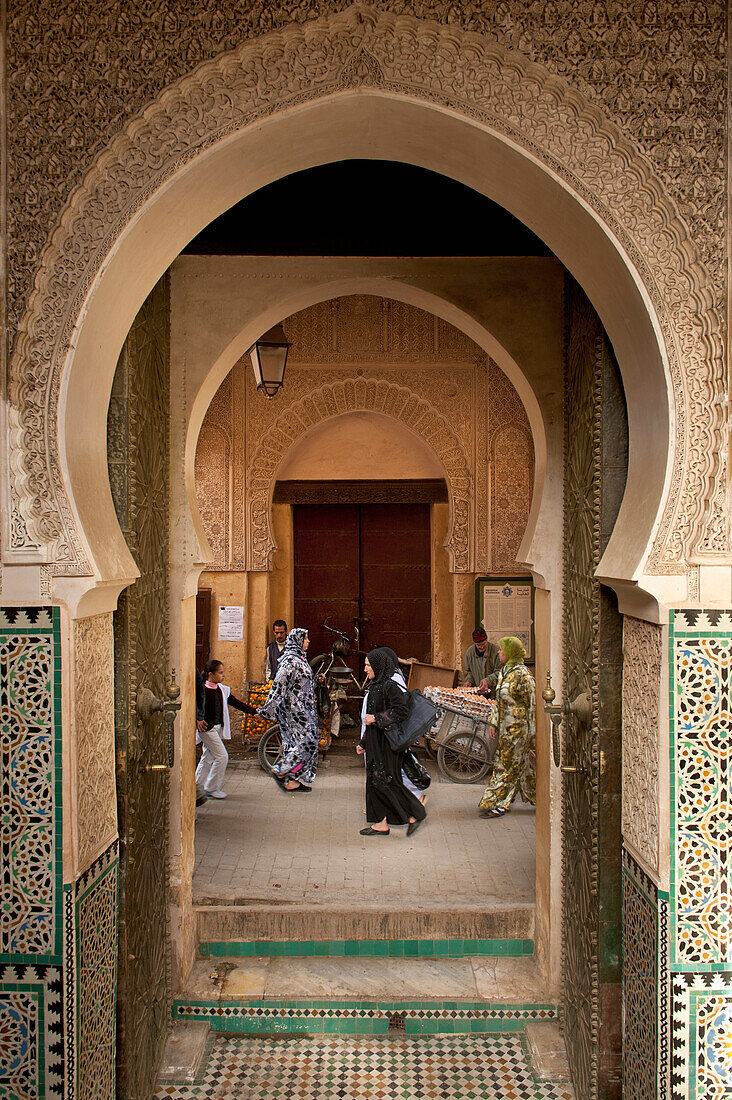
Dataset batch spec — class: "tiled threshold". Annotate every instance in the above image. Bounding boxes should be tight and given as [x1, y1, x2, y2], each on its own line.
[173, 954, 559, 1034]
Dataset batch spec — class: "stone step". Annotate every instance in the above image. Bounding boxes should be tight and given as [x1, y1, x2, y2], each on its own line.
[173, 954, 559, 1036]
[195, 902, 535, 946]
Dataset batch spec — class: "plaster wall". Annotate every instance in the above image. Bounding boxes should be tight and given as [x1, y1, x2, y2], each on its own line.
[275, 412, 445, 482]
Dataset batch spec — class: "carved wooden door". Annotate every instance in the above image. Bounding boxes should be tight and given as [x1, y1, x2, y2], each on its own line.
[107, 275, 171, 1100]
[562, 280, 625, 1100]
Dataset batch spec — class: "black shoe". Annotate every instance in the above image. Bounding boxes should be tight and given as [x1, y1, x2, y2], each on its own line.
[360, 826, 390, 836]
[196, 793, 209, 807]
[406, 819, 423, 837]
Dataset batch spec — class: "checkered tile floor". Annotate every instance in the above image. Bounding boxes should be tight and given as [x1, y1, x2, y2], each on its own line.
[155, 1033, 573, 1099]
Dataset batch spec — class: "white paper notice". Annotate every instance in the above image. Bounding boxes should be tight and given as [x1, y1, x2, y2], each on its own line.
[218, 605, 244, 642]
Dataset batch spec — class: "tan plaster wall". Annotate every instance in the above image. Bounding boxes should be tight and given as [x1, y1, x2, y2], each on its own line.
[169, 593, 197, 990]
[533, 587, 561, 988]
[431, 503, 453, 668]
[270, 504, 294, 638]
[198, 573, 250, 694]
[275, 412, 445, 481]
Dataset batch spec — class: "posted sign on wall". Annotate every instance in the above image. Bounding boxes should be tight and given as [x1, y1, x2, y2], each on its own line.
[218, 605, 244, 642]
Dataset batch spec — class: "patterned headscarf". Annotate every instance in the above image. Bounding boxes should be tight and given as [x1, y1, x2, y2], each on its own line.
[276, 627, 311, 676]
[499, 636, 526, 667]
[366, 647, 397, 686]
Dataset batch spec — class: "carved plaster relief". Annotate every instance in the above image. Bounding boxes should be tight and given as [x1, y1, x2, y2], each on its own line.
[73, 614, 117, 874]
[195, 296, 534, 575]
[622, 615, 661, 876]
[5, 6, 725, 579]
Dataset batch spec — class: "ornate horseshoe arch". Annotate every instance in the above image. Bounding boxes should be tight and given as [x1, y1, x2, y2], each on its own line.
[247, 377, 472, 572]
[5, 5, 724, 589]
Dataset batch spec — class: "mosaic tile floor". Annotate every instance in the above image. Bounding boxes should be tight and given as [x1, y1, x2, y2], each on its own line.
[155, 1033, 573, 1099]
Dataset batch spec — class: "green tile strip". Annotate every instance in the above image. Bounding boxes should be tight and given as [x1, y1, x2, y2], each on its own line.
[199, 938, 534, 959]
[172, 998, 558, 1034]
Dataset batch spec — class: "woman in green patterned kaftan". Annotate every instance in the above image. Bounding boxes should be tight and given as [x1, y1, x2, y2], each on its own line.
[478, 636, 536, 817]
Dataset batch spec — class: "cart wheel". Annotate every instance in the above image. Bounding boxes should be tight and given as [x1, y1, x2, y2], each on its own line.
[421, 736, 438, 760]
[437, 730, 491, 783]
[258, 725, 283, 773]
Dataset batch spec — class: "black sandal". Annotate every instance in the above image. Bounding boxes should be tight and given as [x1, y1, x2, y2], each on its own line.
[360, 826, 390, 836]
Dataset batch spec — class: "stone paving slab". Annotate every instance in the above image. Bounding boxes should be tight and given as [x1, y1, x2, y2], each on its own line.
[193, 757, 535, 911]
[182, 955, 556, 1003]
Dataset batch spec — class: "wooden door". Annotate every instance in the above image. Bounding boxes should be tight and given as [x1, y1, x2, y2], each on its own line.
[360, 503, 431, 662]
[293, 503, 360, 666]
[107, 275, 171, 1100]
[561, 279, 625, 1100]
[293, 502, 431, 665]
[195, 590, 211, 672]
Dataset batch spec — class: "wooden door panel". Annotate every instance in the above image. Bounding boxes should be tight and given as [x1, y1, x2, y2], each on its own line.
[293, 502, 432, 667]
[360, 504, 431, 664]
[293, 504, 360, 664]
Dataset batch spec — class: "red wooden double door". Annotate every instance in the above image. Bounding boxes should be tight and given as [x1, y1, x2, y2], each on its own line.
[293, 503, 431, 668]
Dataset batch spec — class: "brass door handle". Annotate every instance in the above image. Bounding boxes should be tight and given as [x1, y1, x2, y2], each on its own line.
[135, 670, 181, 768]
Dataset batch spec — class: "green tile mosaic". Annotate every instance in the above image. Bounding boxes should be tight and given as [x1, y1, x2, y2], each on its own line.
[200, 938, 535, 959]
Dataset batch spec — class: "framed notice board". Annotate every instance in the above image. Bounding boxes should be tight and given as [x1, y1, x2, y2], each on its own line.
[475, 577, 535, 664]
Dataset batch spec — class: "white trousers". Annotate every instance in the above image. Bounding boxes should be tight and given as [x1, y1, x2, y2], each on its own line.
[196, 724, 228, 794]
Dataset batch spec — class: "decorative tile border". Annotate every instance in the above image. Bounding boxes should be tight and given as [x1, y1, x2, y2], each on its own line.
[199, 938, 534, 959]
[75, 843, 118, 1100]
[173, 998, 559, 1035]
[0, 607, 63, 962]
[0, 964, 63, 1099]
[623, 848, 660, 1100]
[669, 611, 732, 969]
[670, 973, 732, 1100]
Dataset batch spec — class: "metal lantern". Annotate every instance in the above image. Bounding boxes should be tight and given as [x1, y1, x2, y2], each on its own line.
[248, 324, 291, 397]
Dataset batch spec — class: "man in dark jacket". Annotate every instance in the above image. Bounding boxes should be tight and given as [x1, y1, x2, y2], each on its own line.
[265, 620, 288, 680]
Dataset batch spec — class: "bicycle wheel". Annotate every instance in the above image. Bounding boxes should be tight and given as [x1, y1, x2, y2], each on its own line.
[258, 725, 283, 773]
[437, 729, 491, 783]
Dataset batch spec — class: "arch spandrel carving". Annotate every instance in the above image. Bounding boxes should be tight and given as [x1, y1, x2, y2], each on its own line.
[246, 377, 472, 573]
[4, 5, 725, 586]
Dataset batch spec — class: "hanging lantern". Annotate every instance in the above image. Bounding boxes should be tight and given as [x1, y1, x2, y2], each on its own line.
[247, 324, 291, 397]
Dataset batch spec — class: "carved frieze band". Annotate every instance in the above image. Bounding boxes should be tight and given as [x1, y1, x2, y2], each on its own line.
[72, 615, 118, 875]
[622, 616, 661, 877]
[5, 6, 724, 578]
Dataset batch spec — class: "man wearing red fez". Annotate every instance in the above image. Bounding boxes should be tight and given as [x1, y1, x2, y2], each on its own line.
[463, 627, 502, 696]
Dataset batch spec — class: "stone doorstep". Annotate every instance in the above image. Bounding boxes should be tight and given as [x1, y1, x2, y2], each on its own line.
[156, 1021, 209, 1084]
[178, 954, 558, 1006]
[195, 902, 535, 944]
[525, 1021, 572, 1080]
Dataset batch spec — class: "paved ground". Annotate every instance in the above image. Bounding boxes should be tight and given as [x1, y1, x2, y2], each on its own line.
[193, 757, 535, 909]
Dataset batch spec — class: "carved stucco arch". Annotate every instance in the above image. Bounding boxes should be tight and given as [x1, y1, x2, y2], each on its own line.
[247, 377, 472, 572]
[5, 4, 724, 593]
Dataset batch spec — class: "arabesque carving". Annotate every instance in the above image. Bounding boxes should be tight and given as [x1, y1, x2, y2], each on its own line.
[5, 6, 725, 579]
[248, 375, 473, 571]
[622, 616, 662, 876]
[195, 296, 534, 574]
[73, 614, 118, 874]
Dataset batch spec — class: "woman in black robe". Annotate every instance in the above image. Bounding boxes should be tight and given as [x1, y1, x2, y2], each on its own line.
[358, 648, 427, 837]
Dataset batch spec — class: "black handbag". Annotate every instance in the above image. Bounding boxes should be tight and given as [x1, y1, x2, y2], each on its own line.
[402, 749, 432, 790]
[383, 689, 439, 752]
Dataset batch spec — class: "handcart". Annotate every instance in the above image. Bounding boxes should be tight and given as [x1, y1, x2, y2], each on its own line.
[423, 687, 497, 784]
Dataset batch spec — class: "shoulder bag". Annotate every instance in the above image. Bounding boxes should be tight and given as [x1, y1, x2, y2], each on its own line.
[383, 689, 439, 752]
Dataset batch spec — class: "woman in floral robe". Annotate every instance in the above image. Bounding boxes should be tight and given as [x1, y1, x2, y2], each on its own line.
[478, 636, 536, 817]
[258, 627, 319, 792]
